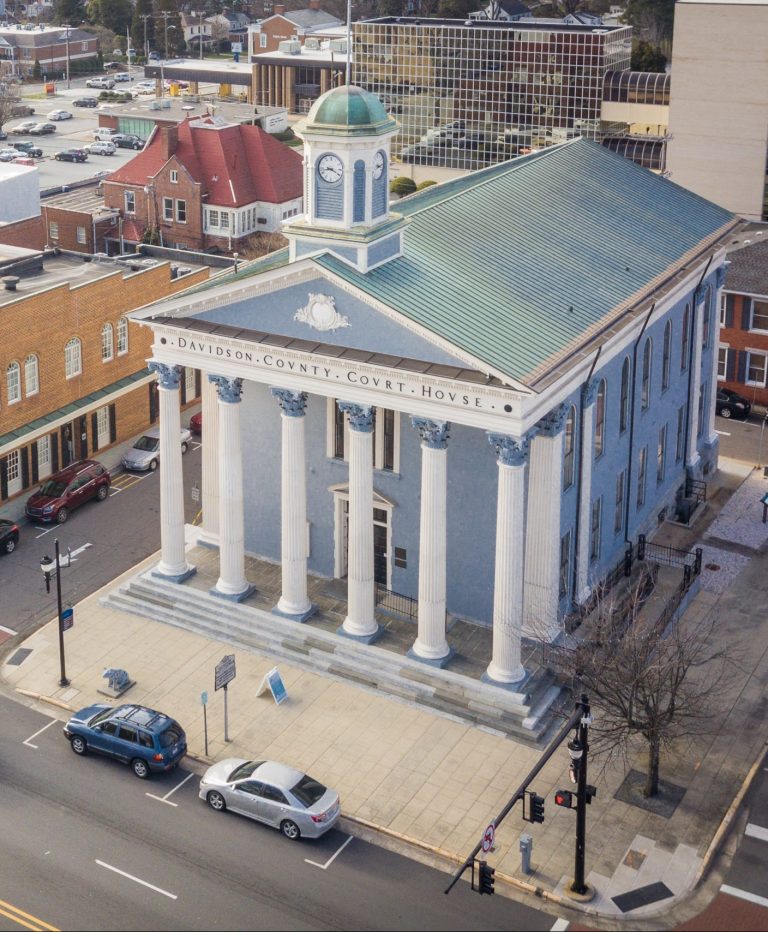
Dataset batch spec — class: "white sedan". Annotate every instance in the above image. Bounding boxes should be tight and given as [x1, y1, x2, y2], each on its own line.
[47, 109, 73, 121]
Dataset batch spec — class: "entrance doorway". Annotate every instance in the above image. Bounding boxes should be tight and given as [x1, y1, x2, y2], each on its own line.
[331, 487, 393, 589]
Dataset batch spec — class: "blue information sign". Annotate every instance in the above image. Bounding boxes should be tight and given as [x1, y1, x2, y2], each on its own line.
[201, 690, 208, 706]
[61, 607, 74, 631]
[266, 668, 287, 705]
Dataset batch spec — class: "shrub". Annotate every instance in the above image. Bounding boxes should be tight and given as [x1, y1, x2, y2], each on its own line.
[416, 179, 437, 190]
[390, 175, 417, 197]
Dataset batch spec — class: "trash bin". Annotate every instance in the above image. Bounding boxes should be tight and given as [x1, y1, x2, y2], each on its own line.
[45, 82, 55, 95]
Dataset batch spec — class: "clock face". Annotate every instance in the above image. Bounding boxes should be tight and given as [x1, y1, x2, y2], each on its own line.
[318, 154, 343, 184]
[373, 151, 385, 180]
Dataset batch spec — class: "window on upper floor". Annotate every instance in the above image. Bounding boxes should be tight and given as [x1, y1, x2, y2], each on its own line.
[563, 405, 576, 490]
[6, 361, 20, 404]
[620, 357, 630, 433]
[101, 322, 114, 362]
[176, 199, 187, 223]
[614, 469, 625, 534]
[657, 424, 666, 484]
[170, 170, 178, 184]
[676, 405, 686, 462]
[117, 317, 128, 355]
[76, 226, 86, 245]
[636, 445, 647, 508]
[719, 294, 728, 327]
[746, 351, 768, 387]
[163, 197, 173, 222]
[208, 209, 219, 228]
[220, 211, 229, 230]
[662, 321, 671, 390]
[751, 300, 768, 332]
[641, 338, 652, 410]
[329, 400, 398, 472]
[65, 337, 82, 379]
[717, 347, 728, 380]
[124, 190, 135, 214]
[48, 221, 59, 241]
[590, 497, 601, 563]
[24, 354, 38, 396]
[594, 379, 606, 459]
[260, 32, 267, 47]
[681, 304, 690, 371]
[702, 290, 711, 348]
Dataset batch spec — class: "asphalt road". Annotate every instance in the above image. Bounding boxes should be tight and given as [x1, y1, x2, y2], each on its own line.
[714, 410, 768, 468]
[0, 695, 559, 931]
[0, 442, 203, 639]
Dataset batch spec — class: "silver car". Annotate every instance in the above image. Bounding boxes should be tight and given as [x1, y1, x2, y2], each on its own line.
[199, 759, 341, 840]
[121, 426, 191, 472]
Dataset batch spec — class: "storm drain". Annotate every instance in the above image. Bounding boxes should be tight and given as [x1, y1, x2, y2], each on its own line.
[6, 648, 32, 666]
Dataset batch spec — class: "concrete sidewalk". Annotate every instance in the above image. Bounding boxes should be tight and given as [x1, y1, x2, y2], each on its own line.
[3, 457, 768, 925]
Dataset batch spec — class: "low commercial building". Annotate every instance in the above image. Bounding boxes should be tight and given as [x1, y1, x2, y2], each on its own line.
[0, 23, 98, 79]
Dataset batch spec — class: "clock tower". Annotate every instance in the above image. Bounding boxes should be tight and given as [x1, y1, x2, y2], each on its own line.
[283, 85, 407, 274]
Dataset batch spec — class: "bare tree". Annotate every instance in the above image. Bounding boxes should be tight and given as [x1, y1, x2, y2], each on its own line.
[546, 574, 729, 797]
[0, 92, 21, 133]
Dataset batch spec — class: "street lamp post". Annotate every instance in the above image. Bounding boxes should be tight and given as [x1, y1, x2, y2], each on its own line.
[61, 24, 72, 90]
[142, 13, 152, 60]
[40, 539, 71, 688]
[568, 694, 592, 897]
[192, 11, 205, 61]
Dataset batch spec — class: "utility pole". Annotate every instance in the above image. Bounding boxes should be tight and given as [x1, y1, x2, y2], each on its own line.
[62, 24, 72, 90]
[142, 13, 152, 59]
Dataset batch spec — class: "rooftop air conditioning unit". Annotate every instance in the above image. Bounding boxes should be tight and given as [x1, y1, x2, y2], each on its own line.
[304, 37, 320, 50]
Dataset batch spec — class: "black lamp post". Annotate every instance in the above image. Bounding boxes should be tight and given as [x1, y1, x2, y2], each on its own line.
[568, 694, 592, 896]
[40, 539, 70, 688]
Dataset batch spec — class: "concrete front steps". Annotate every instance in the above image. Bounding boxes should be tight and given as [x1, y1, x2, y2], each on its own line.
[101, 567, 563, 745]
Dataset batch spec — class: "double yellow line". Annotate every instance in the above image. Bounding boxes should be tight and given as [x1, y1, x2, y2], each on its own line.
[0, 898, 58, 932]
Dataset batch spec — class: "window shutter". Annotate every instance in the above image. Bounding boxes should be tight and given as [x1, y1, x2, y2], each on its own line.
[31, 441, 39, 484]
[180, 370, 187, 405]
[741, 297, 752, 330]
[725, 294, 735, 328]
[109, 404, 117, 443]
[737, 351, 747, 383]
[195, 369, 201, 397]
[20, 446, 29, 489]
[51, 433, 59, 472]
[149, 383, 157, 423]
[79, 415, 88, 459]
[726, 349, 736, 382]
[0, 457, 7, 501]
[91, 412, 99, 451]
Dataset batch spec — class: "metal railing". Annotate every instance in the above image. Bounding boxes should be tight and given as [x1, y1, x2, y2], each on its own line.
[638, 534, 703, 582]
[685, 476, 707, 505]
[374, 582, 418, 622]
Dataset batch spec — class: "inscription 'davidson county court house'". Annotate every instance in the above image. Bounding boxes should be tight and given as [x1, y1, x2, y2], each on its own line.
[159, 333, 516, 412]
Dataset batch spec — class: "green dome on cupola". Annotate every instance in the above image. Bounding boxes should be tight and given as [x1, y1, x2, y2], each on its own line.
[305, 85, 397, 137]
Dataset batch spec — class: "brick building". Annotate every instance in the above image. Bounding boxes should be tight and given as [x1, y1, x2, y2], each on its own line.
[103, 117, 303, 253]
[0, 249, 208, 505]
[249, 2, 341, 55]
[41, 188, 120, 255]
[0, 24, 98, 79]
[719, 236, 768, 408]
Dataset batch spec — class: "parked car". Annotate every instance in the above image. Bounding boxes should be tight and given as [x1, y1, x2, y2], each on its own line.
[63, 703, 187, 779]
[121, 426, 191, 471]
[113, 72, 133, 82]
[93, 127, 119, 142]
[29, 123, 57, 135]
[133, 82, 156, 95]
[199, 759, 341, 840]
[73, 96, 99, 108]
[148, 51, 161, 61]
[104, 61, 123, 70]
[10, 103, 34, 118]
[716, 388, 752, 420]
[54, 148, 88, 162]
[86, 77, 115, 89]
[25, 459, 111, 524]
[11, 120, 38, 135]
[0, 519, 20, 555]
[112, 133, 145, 150]
[10, 142, 43, 157]
[189, 411, 202, 435]
[0, 148, 20, 162]
[84, 141, 115, 156]
[47, 109, 72, 121]
[0, 130, 5, 141]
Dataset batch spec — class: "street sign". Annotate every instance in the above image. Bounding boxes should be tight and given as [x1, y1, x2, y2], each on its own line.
[201, 690, 208, 705]
[257, 667, 288, 705]
[191, 482, 200, 502]
[214, 654, 236, 691]
[481, 823, 495, 853]
[61, 607, 74, 631]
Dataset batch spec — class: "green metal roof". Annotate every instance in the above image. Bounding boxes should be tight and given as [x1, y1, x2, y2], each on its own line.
[315, 139, 736, 384]
[305, 85, 397, 137]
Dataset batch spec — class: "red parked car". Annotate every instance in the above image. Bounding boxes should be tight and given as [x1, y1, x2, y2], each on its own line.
[0, 518, 20, 554]
[189, 412, 202, 435]
[25, 460, 111, 524]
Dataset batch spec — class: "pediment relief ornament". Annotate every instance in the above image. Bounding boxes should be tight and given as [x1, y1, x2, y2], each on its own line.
[294, 293, 350, 332]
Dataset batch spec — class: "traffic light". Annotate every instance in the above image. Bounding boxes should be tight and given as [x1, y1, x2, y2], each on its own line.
[554, 789, 573, 809]
[478, 860, 495, 895]
[528, 791, 545, 824]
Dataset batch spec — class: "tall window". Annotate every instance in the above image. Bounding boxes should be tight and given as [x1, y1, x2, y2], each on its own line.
[717, 347, 728, 380]
[37, 434, 51, 479]
[657, 425, 666, 483]
[702, 288, 711, 348]
[614, 469, 625, 534]
[676, 404, 686, 462]
[6, 361, 20, 404]
[752, 300, 768, 331]
[117, 317, 128, 354]
[333, 403, 345, 459]
[49, 221, 59, 241]
[637, 446, 647, 508]
[563, 406, 576, 490]
[124, 190, 135, 214]
[163, 197, 173, 221]
[662, 321, 671, 390]
[76, 226, 86, 245]
[559, 530, 571, 600]
[746, 352, 768, 386]
[697, 384, 705, 437]
[176, 199, 187, 223]
[594, 380, 606, 458]
[24, 354, 38, 396]
[590, 497, 602, 563]
[620, 357, 630, 433]
[101, 322, 114, 362]
[65, 337, 82, 378]
[641, 337, 652, 410]
[719, 294, 728, 326]
[681, 304, 690, 371]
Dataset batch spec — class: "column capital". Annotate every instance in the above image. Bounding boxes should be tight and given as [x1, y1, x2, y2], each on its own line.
[149, 361, 183, 389]
[209, 374, 243, 403]
[338, 401, 374, 433]
[582, 378, 600, 407]
[537, 403, 568, 437]
[487, 433, 528, 466]
[715, 265, 726, 289]
[412, 417, 450, 450]
[270, 387, 307, 417]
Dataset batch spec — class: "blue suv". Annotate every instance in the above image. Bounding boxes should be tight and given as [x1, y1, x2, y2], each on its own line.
[63, 704, 187, 779]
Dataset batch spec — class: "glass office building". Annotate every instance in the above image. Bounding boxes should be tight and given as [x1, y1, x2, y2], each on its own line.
[353, 17, 632, 170]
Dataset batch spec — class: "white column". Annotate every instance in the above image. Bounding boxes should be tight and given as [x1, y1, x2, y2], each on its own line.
[197, 373, 220, 547]
[485, 434, 528, 686]
[338, 402, 381, 642]
[708, 271, 727, 445]
[687, 287, 705, 468]
[210, 375, 253, 601]
[271, 388, 314, 621]
[410, 418, 451, 665]
[524, 406, 566, 642]
[149, 362, 195, 582]
[575, 382, 598, 604]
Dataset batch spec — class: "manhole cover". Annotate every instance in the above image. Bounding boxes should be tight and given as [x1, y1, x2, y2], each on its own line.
[705, 563, 721, 571]
[6, 647, 32, 666]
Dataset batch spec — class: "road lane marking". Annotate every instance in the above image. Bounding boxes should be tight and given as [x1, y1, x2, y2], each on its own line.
[745, 823, 768, 842]
[0, 624, 18, 635]
[715, 430, 731, 437]
[550, 920, 569, 931]
[95, 860, 178, 899]
[146, 771, 195, 806]
[305, 834, 353, 870]
[0, 898, 59, 931]
[67, 542, 92, 560]
[33, 527, 55, 538]
[23, 719, 57, 749]
[721, 884, 768, 908]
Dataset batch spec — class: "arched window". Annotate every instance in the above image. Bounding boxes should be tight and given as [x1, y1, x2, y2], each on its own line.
[372, 149, 388, 218]
[662, 321, 671, 390]
[65, 337, 82, 378]
[6, 361, 20, 404]
[24, 353, 39, 396]
[101, 322, 114, 362]
[641, 337, 652, 410]
[352, 159, 366, 223]
[681, 303, 690, 371]
[117, 317, 128, 355]
[702, 286, 711, 348]
[620, 357, 630, 432]
[594, 379, 606, 458]
[563, 405, 576, 490]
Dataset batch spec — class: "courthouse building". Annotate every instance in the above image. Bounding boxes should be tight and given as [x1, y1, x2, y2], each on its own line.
[131, 86, 735, 687]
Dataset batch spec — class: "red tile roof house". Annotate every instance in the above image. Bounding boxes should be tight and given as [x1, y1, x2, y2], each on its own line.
[102, 117, 303, 254]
